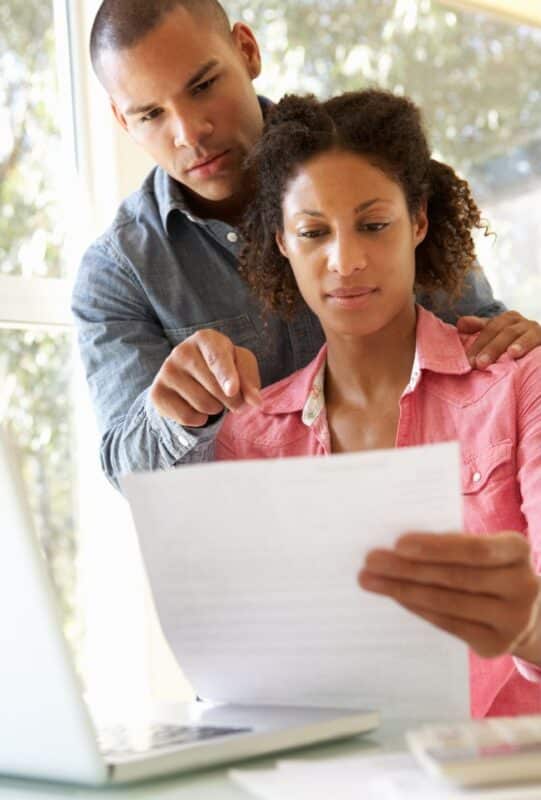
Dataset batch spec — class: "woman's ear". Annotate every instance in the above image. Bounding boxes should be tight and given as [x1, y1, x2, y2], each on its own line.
[275, 229, 288, 258]
[414, 199, 429, 247]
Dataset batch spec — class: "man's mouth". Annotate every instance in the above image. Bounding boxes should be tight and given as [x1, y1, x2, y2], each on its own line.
[186, 150, 230, 173]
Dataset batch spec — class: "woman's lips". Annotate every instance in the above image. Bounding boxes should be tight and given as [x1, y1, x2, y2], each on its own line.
[326, 287, 378, 308]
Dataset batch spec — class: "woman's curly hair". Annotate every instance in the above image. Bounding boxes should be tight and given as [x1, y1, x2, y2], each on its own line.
[239, 89, 486, 319]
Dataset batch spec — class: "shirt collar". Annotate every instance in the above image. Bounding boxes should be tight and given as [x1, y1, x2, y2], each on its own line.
[154, 167, 198, 235]
[155, 96, 273, 236]
[261, 306, 472, 427]
[414, 304, 472, 377]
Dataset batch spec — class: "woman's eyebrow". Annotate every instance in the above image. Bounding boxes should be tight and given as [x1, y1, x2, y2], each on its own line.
[293, 209, 325, 218]
[354, 198, 385, 212]
[293, 199, 385, 218]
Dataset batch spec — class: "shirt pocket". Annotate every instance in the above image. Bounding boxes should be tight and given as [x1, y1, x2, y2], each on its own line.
[164, 314, 258, 349]
[461, 440, 514, 496]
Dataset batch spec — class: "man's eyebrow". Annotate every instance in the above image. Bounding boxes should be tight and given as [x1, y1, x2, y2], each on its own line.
[293, 199, 384, 217]
[125, 100, 158, 117]
[186, 58, 219, 90]
[124, 59, 220, 117]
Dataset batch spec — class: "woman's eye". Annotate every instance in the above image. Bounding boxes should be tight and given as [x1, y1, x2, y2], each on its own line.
[141, 108, 163, 123]
[361, 222, 389, 232]
[299, 229, 325, 239]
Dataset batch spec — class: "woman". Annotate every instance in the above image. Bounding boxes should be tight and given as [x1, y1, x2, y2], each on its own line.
[215, 89, 541, 717]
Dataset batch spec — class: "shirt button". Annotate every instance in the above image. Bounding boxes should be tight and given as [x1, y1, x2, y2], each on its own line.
[473, 471, 482, 483]
[226, 231, 238, 243]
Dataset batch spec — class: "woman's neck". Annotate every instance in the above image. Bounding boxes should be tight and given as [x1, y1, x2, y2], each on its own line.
[324, 303, 417, 410]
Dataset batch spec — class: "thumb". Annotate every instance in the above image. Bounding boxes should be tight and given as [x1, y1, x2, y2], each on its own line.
[235, 347, 262, 407]
[456, 315, 489, 334]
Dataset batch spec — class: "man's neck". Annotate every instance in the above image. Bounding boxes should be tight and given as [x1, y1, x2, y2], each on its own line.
[180, 175, 256, 227]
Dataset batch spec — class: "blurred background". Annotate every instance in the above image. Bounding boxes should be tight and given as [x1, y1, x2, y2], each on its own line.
[1, 0, 540, 717]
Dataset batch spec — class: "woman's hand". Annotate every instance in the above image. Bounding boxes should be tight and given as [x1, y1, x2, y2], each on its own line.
[458, 311, 541, 369]
[359, 531, 541, 663]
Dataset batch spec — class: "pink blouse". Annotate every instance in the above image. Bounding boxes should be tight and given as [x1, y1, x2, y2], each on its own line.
[216, 306, 541, 717]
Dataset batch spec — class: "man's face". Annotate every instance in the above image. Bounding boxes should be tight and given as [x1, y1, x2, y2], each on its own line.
[100, 8, 264, 217]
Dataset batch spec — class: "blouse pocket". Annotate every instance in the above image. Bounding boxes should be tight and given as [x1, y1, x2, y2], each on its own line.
[461, 440, 514, 495]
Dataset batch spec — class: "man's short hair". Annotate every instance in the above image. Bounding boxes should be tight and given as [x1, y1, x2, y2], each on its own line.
[90, 0, 231, 77]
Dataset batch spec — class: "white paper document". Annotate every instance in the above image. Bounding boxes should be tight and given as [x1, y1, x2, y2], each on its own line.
[230, 752, 454, 800]
[123, 441, 468, 721]
[230, 751, 541, 800]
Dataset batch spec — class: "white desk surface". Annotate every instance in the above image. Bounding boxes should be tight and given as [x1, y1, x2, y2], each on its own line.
[0, 719, 397, 800]
[2, 711, 541, 800]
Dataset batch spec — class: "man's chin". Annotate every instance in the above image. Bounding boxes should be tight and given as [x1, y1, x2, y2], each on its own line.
[170, 172, 235, 201]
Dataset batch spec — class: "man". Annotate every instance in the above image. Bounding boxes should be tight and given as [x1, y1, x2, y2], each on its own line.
[72, 0, 541, 489]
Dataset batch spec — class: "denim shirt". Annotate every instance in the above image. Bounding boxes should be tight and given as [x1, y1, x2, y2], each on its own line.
[72, 163, 505, 489]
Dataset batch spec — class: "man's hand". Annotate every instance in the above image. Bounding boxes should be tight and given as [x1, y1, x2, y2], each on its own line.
[359, 532, 541, 662]
[150, 329, 262, 427]
[457, 311, 541, 369]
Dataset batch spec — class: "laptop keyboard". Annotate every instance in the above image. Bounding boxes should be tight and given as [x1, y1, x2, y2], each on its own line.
[97, 723, 252, 757]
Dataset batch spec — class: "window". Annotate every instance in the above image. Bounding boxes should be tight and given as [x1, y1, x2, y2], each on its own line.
[0, 0, 78, 637]
[232, 0, 541, 317]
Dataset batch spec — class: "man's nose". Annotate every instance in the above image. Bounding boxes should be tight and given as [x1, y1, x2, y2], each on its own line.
[172, 111, 214, 149]
[327, 235, 368, 276]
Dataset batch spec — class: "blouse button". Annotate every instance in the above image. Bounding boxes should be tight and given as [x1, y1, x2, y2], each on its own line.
[473, 471, 482, 483]
[227, 231, 238, 243]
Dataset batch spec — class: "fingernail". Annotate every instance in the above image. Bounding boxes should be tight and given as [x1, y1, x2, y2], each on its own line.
[396, 540, 422, 557]
[509, 343, 522, 355]
[223, 379, 235, 395]
[477, 354, 490, 367]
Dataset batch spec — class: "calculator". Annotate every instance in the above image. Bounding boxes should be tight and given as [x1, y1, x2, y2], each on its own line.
[406, 715, 541, 787]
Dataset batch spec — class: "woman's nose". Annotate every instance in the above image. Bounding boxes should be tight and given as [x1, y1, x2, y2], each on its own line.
[327, 236, 368, 275]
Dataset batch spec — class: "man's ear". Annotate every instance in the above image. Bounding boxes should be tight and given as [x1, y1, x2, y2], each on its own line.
[231, 23, 261, 80]
[275, 229, 288, 258]
[414, 198, 428, 247]
[110, 100, 128, 133]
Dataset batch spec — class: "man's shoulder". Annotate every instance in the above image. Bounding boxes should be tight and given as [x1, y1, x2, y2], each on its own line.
[89, 166, 164, 256]
[78, 166, 202, 284]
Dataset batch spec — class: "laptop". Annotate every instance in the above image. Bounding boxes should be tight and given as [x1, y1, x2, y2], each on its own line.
[0, 429, 378, 786]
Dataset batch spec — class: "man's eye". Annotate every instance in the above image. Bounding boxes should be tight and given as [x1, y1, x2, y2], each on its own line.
[141, 108, 163, 123]
[192, 76, 218, 95]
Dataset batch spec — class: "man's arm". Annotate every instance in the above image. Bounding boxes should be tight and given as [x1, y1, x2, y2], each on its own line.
[72, 240, 223, 488]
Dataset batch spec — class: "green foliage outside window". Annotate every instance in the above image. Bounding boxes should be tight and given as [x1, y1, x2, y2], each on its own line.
[1, 0, 75, 632]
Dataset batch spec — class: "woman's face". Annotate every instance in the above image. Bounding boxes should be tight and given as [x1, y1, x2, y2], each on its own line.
[276, 149, 428, 339]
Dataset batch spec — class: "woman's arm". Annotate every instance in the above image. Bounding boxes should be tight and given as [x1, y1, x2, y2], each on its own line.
[359, 530, 541, 664]
[359, 351, 541, 664]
